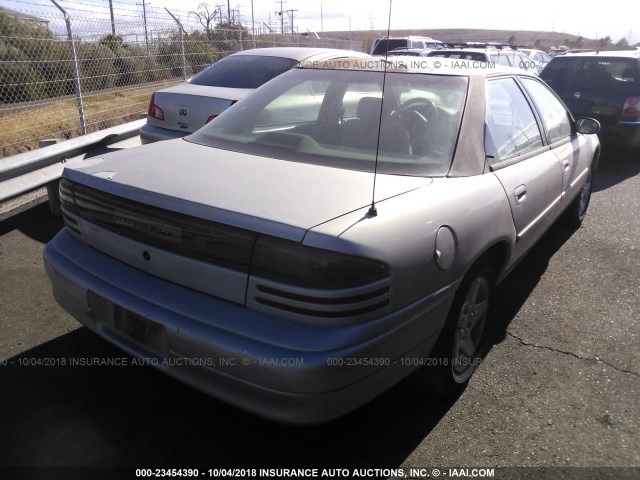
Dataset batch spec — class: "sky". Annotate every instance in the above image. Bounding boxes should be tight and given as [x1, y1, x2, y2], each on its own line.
[166, 0, 638, 43]
[4, 0, 638, 44]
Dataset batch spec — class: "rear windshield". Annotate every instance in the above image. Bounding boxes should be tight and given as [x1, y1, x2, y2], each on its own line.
[189, 55, 298, 88]
[541, 57, 639, 93]
[372, 39, 408, 55]
[187, 68, 468, 177]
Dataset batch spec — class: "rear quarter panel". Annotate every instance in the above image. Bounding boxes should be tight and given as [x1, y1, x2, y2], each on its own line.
[304, 172, 516, 311]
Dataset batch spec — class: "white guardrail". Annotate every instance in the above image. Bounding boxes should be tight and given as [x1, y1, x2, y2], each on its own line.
[0, 120, 145, 215]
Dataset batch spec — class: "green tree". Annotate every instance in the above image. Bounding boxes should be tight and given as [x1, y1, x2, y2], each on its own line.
[183, 30, 219, 75]
[99, 34, 157, 86]
[210, 21, 249, 54]
[598, 36, 612, 49]
[77, 42, 117, 91]
[0, 10, 74, 102]
[615, 37, 629, 49]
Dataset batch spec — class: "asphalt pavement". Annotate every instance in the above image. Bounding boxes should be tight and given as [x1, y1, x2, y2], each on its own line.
[0, 149, 638, 479]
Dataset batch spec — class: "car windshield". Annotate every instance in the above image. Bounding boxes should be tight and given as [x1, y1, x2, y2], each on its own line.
[189, 55, 298, 89]
[186, 68, 468, 176]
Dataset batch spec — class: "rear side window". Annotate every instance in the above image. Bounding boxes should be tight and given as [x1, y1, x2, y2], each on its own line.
[485, 78, 543, 161]
[521, 78, 571, 143]
[490, 53, 511, 67]
[190, 55, 298, 89]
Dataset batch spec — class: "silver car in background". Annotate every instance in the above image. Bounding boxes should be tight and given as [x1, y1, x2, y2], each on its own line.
[140, 47, 369, 144]
[45, 58, 600, 424]
[427, 45, 542, 74]
[520, 48, 552, 71]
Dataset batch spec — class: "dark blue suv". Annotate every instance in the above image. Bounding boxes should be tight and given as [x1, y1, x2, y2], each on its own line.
[541, 50, 640, 149]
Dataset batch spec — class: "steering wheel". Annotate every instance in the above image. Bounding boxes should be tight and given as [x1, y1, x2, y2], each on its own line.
[398, 98, 439, 123]
[392, 98, 438, 155]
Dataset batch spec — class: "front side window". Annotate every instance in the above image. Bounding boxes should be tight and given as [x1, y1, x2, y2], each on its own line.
[187, 68, 469, 176]
[485, 78, 543, 162]
[521, 78, 571, 143]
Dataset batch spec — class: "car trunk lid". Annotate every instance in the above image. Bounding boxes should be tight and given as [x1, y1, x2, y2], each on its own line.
[147, 83, 253, 134]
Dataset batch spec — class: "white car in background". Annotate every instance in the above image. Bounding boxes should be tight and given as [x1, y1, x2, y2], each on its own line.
[520, 48, 552, 70]
[140, 47, 369, 144]
[427, 44, 542, 75]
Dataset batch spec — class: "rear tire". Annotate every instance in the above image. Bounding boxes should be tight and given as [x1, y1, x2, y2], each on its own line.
[414, 258, 495, 396]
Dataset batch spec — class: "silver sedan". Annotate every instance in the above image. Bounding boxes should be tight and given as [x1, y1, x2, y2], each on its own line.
[140, 47, 369, 144]
[45, 58, 600, 424]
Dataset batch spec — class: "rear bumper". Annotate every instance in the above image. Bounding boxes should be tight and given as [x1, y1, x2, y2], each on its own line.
[140, 124, 189, 144]
[605, 121, 640, 149]
[589, 118, 640, 149]
[44, 229, 456, 424]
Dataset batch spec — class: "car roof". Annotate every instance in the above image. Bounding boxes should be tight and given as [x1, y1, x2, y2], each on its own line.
[299, 57, 532, 77]
[375, 35, 441, 41]
[231, 47, 369, 62]
[553, 49, 640, 59]
[430, 47, 524, 54]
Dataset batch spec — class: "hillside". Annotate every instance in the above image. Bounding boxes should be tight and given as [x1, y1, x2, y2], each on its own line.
[326, 28, 599, 52]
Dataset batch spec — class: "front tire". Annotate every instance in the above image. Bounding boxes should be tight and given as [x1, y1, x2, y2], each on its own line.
[414, 259, 495, 396]
[563, 157, 597, 228]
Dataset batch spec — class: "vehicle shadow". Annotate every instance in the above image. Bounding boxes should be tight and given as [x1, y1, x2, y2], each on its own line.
[488, 222, 578, 343]
[593, 146, 640, 193]
[0, 201, 63, 244]
[0, 223, 581, 471]
[0, 325, 458, 469]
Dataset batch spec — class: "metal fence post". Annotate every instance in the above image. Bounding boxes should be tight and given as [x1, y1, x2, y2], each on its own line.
[165, 8, 187, 81]
[39, 139, 62, 216]
[50, 0, 86, 135]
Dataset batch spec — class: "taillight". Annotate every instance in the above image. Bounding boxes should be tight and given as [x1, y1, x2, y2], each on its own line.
[147, 93, 164, 120]
[206, 100, 238, 124]
[622, 96, 640, 117]
[59, 177, 77, 213]
[250, 236, 389, 289]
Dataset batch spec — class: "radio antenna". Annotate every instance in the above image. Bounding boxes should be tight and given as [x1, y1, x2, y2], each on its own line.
[368, 0, 393, 218]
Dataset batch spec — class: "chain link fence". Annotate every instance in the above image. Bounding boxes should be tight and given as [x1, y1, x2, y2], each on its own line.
[0, 1, 365, 158]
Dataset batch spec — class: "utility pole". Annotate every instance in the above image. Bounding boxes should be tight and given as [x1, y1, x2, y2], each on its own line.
[286, 9, 297, 34]
[215, 4, 224, 22]
[251, 0, 255, 42]
[276, 1, 285, 34]
[227, 0, 231, 23]
[108, 0, 115, 35]
[320, 3, 323, 33]
[141, 0, 149, 52]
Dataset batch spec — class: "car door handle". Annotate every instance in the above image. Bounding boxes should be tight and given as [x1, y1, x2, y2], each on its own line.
[562, 159, 570, 173]
[514, 185, 527, 205]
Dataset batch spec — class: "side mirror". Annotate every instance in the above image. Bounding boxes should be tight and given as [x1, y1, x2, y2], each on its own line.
[576, 117, 601, 135]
